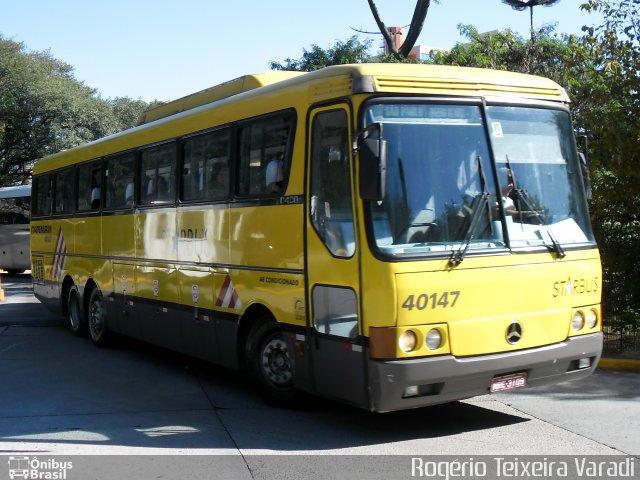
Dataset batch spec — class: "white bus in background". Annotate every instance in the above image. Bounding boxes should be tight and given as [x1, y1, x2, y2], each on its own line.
[0, 185, 31, 275]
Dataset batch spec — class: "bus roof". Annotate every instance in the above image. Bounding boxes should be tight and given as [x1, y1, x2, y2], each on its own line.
[138, 71, 306, 124]
[0, 185, 31, 199]
[33, 64, 569, 174]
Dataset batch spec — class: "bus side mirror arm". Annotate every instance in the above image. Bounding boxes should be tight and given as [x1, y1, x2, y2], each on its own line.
[578, 152, 592, 202]
[353, 123, 387, 201]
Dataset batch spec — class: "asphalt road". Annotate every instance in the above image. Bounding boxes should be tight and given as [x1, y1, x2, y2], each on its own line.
[0, 274, 638, 479]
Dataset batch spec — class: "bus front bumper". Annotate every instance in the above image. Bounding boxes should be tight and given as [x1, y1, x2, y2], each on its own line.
[367, 332, 603, 413]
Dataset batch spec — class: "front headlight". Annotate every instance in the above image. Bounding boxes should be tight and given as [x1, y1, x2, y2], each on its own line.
[585, 309, 598, 329]
[399, 330, 418, 353]
[425, 329, 442, 350]
[572, 311, 585, 331]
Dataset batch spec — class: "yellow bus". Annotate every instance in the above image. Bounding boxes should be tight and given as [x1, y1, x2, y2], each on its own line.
[30, 64, 602, 412]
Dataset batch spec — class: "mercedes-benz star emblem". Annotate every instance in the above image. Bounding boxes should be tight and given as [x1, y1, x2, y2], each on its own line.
[506, 321, 523, 344]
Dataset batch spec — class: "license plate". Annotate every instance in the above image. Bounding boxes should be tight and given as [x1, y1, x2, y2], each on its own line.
[490, 372, 528, 393]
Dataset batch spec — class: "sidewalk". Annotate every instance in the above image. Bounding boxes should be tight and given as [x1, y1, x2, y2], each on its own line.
[598, 357, 640, 373]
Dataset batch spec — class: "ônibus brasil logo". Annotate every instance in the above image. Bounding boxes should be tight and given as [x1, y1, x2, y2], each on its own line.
[8, 456, 73, 480]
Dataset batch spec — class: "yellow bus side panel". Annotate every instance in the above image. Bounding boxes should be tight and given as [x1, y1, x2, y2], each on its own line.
[74, 216, 102, 256]
[136, 210, 177, 262]
[225, 268, 305, 328]
[102, 215, 135, 258]
[179, 267, 215, 312]
[177, 207, 229, 265]
[229, 204, 303, 271]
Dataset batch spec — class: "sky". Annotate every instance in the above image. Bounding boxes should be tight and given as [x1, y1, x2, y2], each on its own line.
[1, 1, 602, 102]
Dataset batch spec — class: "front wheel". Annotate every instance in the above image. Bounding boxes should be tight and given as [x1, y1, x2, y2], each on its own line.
[245, 319, 298, 407]
[88, 288, 110, 347]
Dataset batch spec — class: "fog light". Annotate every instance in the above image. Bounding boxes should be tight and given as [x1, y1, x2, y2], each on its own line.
[403, 385, 419, 398]
[399, 330, 418, 353]
[578, 357, 591, 369]
[585, 309, 598, 329]
[426, 329, 442, 350]
[572, 311, 585, 331]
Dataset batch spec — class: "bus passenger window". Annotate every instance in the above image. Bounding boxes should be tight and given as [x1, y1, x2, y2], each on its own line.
[182, 129, 230, 202]
[53, 168, 75, 214]
[33, 175, 51, 216]
[140, 143, 176, 205]
[78, 161, 102, 211]
[237, 114, 293, 196]
[0, 191, 30, 225]
[105, 153, 135, 209]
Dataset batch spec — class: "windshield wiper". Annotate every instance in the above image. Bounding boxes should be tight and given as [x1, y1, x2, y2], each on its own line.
[511, 187, 566, 258]
[449, 155, 491, 267]
[505, 156, 566, 258]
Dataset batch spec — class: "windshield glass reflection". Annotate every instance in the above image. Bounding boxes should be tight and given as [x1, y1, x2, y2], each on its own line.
[364, 102, 594, 259]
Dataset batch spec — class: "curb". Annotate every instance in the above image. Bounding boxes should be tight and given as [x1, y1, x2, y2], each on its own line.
[598, 357, 640, 373]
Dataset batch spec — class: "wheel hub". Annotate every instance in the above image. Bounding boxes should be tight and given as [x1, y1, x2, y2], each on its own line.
[90, 300, 104, 330]
[261, 338, 292, 386]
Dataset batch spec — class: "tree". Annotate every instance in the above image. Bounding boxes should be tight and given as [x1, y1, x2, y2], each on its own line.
[427, 24, 592, 93]
[0, 36, 155, 186]
[579, 0, 640, 332]
[501, 0, 562, 39]
[270, 36, 372, 71]
[431, 3, 640, 334]
[366, 0, 433, 58]
[111, 96, 163, 130]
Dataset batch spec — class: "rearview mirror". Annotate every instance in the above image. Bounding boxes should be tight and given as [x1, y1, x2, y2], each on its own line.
[356, 123, 387, 201]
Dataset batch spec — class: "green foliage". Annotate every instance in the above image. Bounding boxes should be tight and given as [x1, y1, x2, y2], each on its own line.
[428, 24, 588, 80]
[579, 0, 640, 331]
[428, 2, 640, 331]
[0, 36, 155, 186]
[110, 97, 163, 131]
[270, 36, 373, 71]
[427, 25, 596, 125]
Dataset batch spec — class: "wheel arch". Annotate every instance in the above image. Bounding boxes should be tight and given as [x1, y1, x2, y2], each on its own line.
[83, 278, 99, 318]
[60, 275, 76, 317]
[237, 302, 277, 371]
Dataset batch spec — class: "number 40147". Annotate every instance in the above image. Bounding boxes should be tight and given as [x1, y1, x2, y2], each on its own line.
[402, 291, 460, 311]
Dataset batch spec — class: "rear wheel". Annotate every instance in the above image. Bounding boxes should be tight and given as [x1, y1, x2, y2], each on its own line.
[88, 288, 110, 347]
[67, 286, 87, 336]
[245, 319, 298, 407]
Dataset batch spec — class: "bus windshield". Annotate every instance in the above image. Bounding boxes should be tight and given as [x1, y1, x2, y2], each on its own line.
[364, 102, 595, 258]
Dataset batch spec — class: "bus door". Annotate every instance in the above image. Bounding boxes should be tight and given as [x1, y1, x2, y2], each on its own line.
[306, 106, 368, 407]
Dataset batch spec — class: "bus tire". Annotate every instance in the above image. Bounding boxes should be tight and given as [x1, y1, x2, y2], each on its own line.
[88, 287, 110, 347]
[246, 318, 298, 407]
[67, 286, 87, 336]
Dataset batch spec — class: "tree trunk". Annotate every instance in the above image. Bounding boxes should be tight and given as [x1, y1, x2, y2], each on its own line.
[367, 0, 432, 59]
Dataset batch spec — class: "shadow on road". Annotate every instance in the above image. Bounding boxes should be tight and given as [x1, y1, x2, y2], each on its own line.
[0, 320, 531, 452]
[2, 273, 631, 454]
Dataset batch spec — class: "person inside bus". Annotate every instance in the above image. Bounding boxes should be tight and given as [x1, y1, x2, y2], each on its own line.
[211, 162, 228, 198]
[125, 182, 134, 206]
[265, 151, 284, 193]
[146, 174, 170, 202]
[501, 167, 517, 215]
[91, 169, 101, 209]
[497, 166, 542, 221]
[56, 182, 69, 213]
